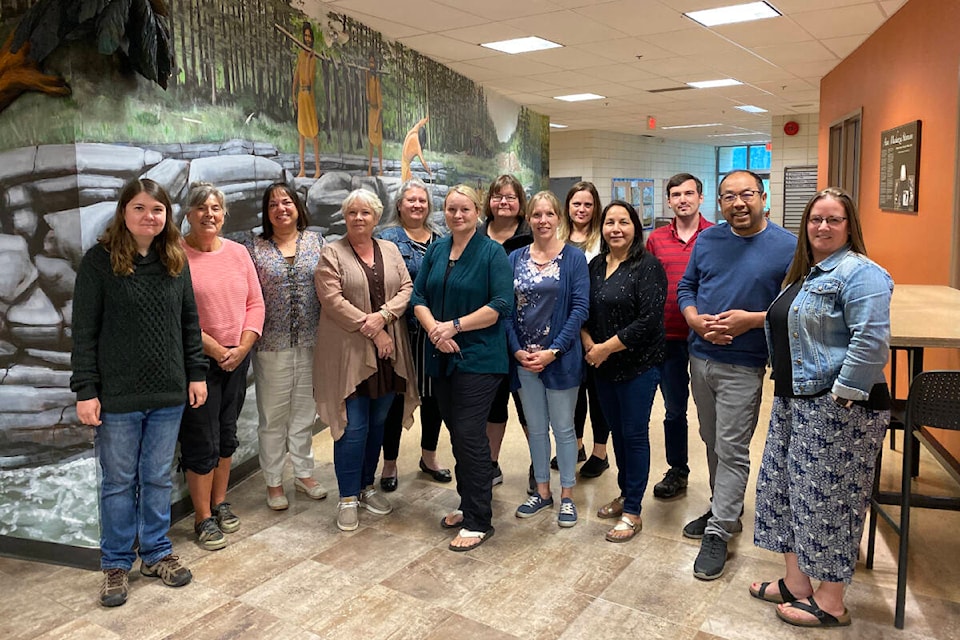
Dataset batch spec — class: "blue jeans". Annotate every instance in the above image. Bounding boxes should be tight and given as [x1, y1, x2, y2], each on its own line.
[516, 368, 579, 489]
[96, 404, 185, 571]
[596, 368, 660, 516]
[335, 394, 395, 498]
[659, 340, 691, 472]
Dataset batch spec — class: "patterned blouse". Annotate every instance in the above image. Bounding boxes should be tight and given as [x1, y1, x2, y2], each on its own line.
[244, 230, 325, 352]
[514, 251, 563, 352]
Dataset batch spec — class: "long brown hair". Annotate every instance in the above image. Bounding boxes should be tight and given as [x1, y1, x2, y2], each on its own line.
[100, 178, 186, 277]
[560, 181, 602, 249]
[783, 187, 867, 286]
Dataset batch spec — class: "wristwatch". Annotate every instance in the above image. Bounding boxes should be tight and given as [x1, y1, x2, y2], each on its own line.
[453, 318, 463, 333]
[831, 393, 854, 409]
[549, 348, 561, 358]
[379, 309, 392, 324]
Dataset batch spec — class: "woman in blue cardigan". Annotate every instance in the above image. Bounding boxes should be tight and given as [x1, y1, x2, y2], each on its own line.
[506, 191, 589, 527]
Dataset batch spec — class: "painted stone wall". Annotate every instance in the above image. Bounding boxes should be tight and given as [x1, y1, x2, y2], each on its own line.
[0, 0, 548, 555]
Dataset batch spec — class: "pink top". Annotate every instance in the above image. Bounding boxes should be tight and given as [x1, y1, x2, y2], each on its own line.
[183, 238, 265, 346]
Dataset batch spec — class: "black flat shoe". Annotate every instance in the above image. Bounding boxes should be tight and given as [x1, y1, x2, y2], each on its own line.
[419, 458, 452, 483]
[380, 475, 398, 492]
[578, 455, 609, 478]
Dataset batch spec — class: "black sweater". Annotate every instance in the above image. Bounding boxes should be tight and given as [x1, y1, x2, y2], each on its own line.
[70, 244, 207, 413]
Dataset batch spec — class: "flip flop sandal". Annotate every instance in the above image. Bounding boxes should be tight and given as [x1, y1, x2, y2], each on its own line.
[749, 578, 796, 604]
[448, 527, 494, 552]
[604, 515, 641, 543]
[440, 509, 463, 530]
[776, 596, 851, 628]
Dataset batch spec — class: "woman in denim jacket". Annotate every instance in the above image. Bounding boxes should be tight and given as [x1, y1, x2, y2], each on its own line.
[377, 178, 452, 490]
[751, 188, 893, 628]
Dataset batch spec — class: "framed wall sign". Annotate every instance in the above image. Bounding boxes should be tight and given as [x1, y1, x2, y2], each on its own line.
[879, 120, 921, 212]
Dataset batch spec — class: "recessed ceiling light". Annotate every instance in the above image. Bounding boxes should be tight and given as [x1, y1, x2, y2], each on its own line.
[685, 2, 781, 27]
[480, 36, 563, 54]
[687, 79, 742, 89]
[735, 105, 768, 113]
[660, 123, 723, 130]
[549, 123, 568, 129]
[553, 93, 605, 102]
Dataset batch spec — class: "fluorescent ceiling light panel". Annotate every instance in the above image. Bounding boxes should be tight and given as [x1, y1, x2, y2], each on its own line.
[660, 123, 722, 130]
[687, 78, 742, 89]
[685, 2, 781, 27]
[549, 123, 568, 129]
[735, 105, 768, 113]
[480, 36, 562, 54]
[553, 93, 605, 102]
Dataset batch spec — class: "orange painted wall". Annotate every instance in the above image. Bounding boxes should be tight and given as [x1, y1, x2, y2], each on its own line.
[819, 0, 958, 286]
[820, 0, 960, 371]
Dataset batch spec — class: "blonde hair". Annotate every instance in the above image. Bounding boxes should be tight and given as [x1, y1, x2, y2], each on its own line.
[444, 184, 483, 213]
[342, 189, 384, 223]
[526, 190, 561, 220]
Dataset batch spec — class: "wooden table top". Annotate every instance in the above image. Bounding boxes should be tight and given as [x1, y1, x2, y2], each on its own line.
[890, 284, 960, 349]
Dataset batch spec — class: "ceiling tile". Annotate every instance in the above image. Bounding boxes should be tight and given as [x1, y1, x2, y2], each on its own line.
[752, 40, 837, 66]
[329, 0, 486, 32]
[576, 0, 689, 36]
[790, 3, 887, 39]
[503, 10, 631, 45]
[396, 34, 490, 62]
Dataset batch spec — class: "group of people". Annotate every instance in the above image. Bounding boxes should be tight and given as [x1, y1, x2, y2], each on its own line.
[71, 169, 893, 628]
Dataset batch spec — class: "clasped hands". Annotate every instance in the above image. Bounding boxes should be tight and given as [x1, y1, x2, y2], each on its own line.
[692, 309, 754, 346]
[359, 312, 393, 359]
[514, 349, 556, 373]
[428, 320, 460, 355]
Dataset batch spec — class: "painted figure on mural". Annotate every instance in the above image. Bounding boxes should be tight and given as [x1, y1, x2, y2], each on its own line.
[292, 23, 322, 179]
[367, 55, 384, 176]
[401, 116, 432, 182]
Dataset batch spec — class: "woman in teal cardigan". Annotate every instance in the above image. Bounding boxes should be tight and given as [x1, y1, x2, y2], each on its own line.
[412, 184, 513, 552]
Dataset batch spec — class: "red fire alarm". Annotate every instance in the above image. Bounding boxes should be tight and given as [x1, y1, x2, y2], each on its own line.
[783, 121, 800, 136]
[647, 116, 656, 130]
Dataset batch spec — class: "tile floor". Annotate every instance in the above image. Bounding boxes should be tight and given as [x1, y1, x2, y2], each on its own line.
[2, 379, 960, 639]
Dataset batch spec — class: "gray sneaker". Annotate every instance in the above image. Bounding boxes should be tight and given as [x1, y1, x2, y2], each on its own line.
[693, 533, 728, 580]
[213, 501, 240, 533]
[337, 498, 359, 531]
[194, 516, 227, 551]
[360, 486, 393, 515]
[682, 508, 743, 539]
[140, 554, 192, 587]
[99, 568, 128, 607]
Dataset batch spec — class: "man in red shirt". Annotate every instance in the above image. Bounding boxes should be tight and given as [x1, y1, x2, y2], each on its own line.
[645, 173, 713, 499]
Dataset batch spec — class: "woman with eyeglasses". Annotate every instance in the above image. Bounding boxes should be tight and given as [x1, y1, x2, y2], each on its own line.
[750, 188, 892, 629]
[245, 183, 328, 511]
[481, 174, 532, 490]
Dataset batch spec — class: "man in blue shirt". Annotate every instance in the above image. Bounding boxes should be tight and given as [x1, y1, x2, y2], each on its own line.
[677, 170, 796, 581]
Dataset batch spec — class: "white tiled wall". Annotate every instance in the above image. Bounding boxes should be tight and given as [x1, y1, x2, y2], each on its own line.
[550, 130, 720, 222]
[768, 113, 820, 224]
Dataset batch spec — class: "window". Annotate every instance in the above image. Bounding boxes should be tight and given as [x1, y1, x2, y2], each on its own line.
[828, 110, 861, 201]
[716, 144, 771, 208]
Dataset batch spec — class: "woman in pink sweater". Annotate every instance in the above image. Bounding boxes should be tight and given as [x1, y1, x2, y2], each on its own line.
[179, 182, 265, 551]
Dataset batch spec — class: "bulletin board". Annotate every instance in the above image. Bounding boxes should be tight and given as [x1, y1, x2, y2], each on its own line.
[612, 177, 655, 229]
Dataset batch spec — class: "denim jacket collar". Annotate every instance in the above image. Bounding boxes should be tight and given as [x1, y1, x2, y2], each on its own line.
[811, 244, 852, 274]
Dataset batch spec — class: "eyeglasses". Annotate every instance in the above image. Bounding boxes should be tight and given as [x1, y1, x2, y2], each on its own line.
[490, 195, 518, 203]
[808, 216, 847, 227]
[719, 189, 761, 204]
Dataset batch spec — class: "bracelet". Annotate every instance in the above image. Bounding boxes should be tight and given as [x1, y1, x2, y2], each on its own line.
[453, 318, 462, 333]
[379, 309, 391, 324]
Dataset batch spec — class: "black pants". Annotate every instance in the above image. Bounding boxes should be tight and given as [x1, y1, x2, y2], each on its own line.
[574, 368, 609, 445]
[382, 393, 443, 460]
[179, 354, 249, 474]
[433, 371, 502, 533]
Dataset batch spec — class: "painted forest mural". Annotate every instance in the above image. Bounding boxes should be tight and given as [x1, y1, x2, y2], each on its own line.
[0, 0, 549, 563]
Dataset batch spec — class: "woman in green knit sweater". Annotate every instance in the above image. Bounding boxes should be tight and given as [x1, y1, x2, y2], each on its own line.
[71, 179, 208, 608]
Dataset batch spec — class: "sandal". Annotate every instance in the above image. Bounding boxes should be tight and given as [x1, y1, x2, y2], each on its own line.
[604, 515, 641, 543]
[440, 510, 463, 530]
[777, 596, 851, 628]
[597, 496, 625, 519]
[749, 578, 796, 604]
[449, 527, 494, 552]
